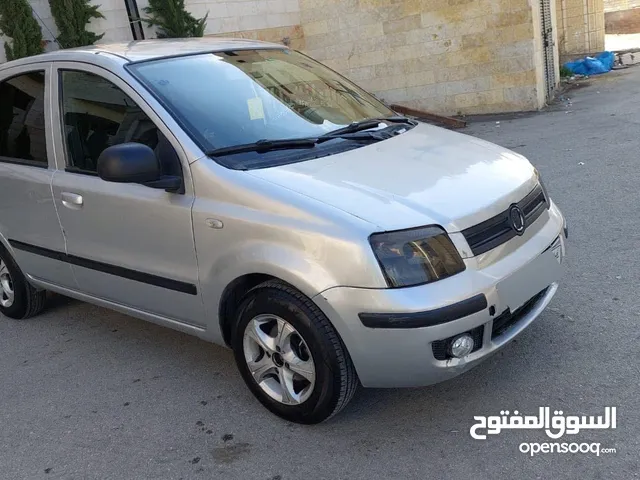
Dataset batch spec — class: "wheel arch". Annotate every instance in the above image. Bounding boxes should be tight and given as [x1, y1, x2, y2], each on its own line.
[218, 273, 276, 346]
[203, 241, 344, 344]
[0, 232, 12, 254]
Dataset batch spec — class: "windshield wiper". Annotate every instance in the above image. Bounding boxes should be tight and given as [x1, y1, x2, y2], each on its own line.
[206, 117, 416, 157]
[206, 138, 318, 157]
[319, 116, 416, 138]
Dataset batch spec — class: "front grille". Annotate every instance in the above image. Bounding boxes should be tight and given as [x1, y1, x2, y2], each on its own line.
[432, 325, 484, 361]
[462, 184, 548, 256]
[491, 287, 549, 339]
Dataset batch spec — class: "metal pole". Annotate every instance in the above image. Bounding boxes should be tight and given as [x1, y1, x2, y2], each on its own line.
[124, 0, 145, 40]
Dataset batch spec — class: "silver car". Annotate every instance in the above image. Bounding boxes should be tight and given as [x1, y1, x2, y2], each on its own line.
[0, 39, 567, 424]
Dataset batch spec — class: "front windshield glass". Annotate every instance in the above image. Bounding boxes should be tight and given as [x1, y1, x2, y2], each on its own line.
[129, 49, 395, 157]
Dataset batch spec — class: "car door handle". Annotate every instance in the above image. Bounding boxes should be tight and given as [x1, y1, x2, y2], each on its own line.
[61, 192, 83, 209]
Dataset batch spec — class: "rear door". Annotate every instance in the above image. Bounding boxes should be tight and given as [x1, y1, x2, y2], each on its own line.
[49, 62, 205, 326]
[0, 64, 75, 287]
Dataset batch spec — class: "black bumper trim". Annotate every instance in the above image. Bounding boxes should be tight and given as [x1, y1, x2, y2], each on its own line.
[358, 293, 488, 329]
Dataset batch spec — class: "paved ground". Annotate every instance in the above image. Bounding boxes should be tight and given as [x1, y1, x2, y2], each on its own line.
[2, 69, 640, 480]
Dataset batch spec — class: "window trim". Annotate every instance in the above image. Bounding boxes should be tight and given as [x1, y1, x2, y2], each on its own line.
[0, 69, 50, 169]
[52, 64, 192, 195]
[64, 165, 99, 176]
[58, 68, 148, 176]
[0, 156, 49, 169]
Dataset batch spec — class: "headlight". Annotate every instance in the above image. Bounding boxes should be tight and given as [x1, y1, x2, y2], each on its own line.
[369, 226, 466, 288]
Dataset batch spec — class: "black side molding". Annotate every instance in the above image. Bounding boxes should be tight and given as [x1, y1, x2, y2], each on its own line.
[9, 240, 197, 296]
[359, 294, 488, 329]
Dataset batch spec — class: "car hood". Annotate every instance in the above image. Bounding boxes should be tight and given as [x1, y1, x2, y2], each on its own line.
[247, 123, 538, 232]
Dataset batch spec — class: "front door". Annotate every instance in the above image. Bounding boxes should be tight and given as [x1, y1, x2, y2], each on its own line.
[50, 63, 205, 326]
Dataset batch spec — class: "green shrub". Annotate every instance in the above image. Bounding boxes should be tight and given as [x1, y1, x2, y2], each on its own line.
[143, 0, 208, 38]
[560, 66, 573, 78]
[0, 0, 45, 61]
[49, 0, 105, 48]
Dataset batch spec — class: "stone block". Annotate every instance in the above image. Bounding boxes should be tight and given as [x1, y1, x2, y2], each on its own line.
[324, 57, 350, 72]
[512, 22, 535, 42]
[405, 70, 436, 87]
[378, 87, 409, 103]
[500, 55, 535, 74]
[445, 76, 492, 96]
[348, 50, 387, 69]
[491, 70, 537, 88]
[389, 43, 427, 62]
[383, 14, 422, 35]
[488, 10, 532, 28]
[360, 22, 385, 39]
[446, 46, 491, 67]
[503, 86, 538, 106]
[347, 65, 377, 81]
[454, 89, 504, 108]
[405, 83, 447, 100]
[304, 20, 329, 36]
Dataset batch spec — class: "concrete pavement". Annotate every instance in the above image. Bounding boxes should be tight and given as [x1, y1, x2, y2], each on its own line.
[1, 68, 639, 479]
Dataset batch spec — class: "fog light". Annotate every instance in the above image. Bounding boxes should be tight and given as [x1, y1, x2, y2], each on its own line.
[450, 334, 474, 358]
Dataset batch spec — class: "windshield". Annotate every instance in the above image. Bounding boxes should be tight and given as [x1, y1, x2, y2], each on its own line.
[128, 49, 396, 161]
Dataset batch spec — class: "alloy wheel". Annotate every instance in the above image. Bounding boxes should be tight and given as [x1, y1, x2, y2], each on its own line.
[242, 314, 316, 405]
[0, 259, 15, 308]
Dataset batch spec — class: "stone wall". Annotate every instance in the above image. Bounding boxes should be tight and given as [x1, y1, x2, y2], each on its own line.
[556, 0, 605, 59]
[3, 0, 592, 115]
[604, 0, 640, 33]
[605, 0, 640, 11]
[182, 0, 301, 40]
[196, 0, 304, 49]
[300, 0, 550, 115]
[605, 8, 640, 33]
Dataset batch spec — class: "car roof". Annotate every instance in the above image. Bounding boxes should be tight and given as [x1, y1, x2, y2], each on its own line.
[0, 38, 288, 70]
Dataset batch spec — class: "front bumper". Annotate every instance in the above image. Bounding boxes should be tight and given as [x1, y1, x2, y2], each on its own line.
[313, 203, 567, 388]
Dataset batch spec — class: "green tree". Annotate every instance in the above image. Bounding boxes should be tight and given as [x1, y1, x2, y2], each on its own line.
[0, 0, 45, 61]
[143, 0, 207, 38]
[49, 0, 105, 48]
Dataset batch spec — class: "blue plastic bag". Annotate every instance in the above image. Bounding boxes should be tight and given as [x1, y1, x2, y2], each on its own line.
[596, 51, 615, 70]
[584, 57, 608, 74]
[563, 51, 614, 76]
[564, 59, 589, 75]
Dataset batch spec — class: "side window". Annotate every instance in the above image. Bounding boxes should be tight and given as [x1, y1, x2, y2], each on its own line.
[59, 70, 181, 176]
[0, 71, 47, 166]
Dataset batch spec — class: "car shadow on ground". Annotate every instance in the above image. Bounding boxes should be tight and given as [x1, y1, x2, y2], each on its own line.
[30, 293, 567, 433]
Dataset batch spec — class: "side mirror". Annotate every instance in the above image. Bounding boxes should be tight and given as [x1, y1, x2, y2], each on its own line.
[97, 143, 182, 192]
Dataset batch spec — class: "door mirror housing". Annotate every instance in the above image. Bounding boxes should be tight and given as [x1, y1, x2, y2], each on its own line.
[97, 143, 182, 193]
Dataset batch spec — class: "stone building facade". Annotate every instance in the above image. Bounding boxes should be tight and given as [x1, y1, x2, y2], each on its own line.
[1, 0, 606, 115]
[557, 0, 606, 60]
[604, 0, 640, 34]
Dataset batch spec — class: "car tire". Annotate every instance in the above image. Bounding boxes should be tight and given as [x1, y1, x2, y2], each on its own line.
[232, 280, 358, 424]
[0, 246, 47, 319]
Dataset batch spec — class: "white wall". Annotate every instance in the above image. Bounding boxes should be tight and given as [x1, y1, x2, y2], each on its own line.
[1, 0, 301, 63]
[184, 0, 300, 35]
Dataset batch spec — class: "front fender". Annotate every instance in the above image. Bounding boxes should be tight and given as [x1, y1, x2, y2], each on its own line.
[199, 241, 342, 344]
